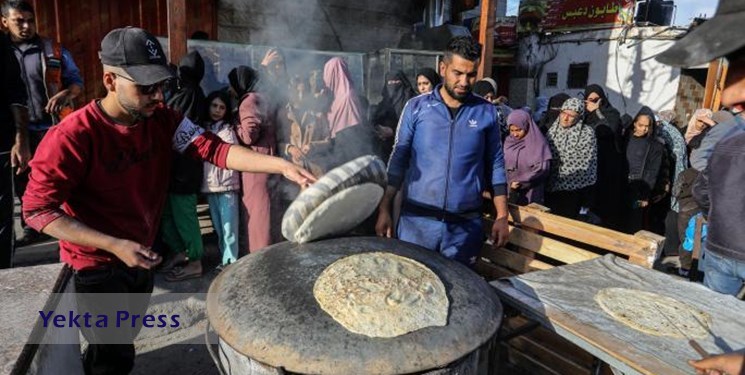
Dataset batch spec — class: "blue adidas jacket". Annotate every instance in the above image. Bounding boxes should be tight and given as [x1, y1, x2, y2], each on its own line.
[387, 85, 506, 214]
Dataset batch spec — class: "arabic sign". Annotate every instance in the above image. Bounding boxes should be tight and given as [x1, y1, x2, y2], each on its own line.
[518, 0, 635, 33]
[494, 17, 518, 47]
[543, 0, 636, 31]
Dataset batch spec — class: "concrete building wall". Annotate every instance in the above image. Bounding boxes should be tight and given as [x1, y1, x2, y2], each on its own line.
[516, 27, 686, 116]
[217, 0, 416, 52]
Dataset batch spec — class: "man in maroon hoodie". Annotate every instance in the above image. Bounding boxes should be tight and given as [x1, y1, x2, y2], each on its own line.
[21, 27, 314, 374]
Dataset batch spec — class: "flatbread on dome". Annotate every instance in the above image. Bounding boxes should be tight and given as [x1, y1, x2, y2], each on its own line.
[313, 252, 449, 338]
[282, 155, 386, 242]
[294, 183, 384, 243]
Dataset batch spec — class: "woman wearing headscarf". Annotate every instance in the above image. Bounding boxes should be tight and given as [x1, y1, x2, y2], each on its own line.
[278, 74, 331, 178]
[538, 93, 570, 134]
[685, 108, 713, 144]
[687, 109, 734, 149]
[623, 106, 670, 234]
[474, 79, 510, 138]
[372, 70, 416, 159]
[415, 68, 441, 94]
[229, 66, 277, 253]
[545, 98, 598, 219]
[583, 84, 625, 229]
[323, 57, 375, 166]
[504, 109, 552, 205]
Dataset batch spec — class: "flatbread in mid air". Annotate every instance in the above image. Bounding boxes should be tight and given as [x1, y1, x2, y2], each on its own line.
[313, 252, 449, 338]
[595, 288, 712, 339]
[294, 183, 383, 243]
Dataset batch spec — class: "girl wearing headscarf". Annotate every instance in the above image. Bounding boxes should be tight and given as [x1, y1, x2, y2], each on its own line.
[538, 93, 570, 134]
[623, 106, 670, 234]
[504, 110, 552, 205]
[373, 70, 416, 159]
[323, 57, 375, 166]
[415, 68, 441, 94]
[229, 66, 277, 253]
[545, 98, 598, 219]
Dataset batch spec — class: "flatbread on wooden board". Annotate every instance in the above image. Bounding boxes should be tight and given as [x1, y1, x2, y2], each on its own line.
[313, 252, 449, 338]
[595, 288, 712, 339]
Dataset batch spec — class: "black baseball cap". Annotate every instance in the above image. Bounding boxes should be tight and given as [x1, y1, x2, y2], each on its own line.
[99, 27, 174, 85]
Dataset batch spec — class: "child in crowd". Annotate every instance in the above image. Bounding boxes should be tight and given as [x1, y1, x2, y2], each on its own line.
[201, 91, 241, 270]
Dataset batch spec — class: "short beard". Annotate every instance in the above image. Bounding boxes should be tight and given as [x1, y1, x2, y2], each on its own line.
[444, 82, 468, 102]
[116, 91, 147, 122]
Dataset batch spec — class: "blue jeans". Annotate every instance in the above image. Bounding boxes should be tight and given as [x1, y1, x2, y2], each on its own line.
[703, 250, 745, 296]
[207, 192, 239, 265]
[396, 213, 483, 267]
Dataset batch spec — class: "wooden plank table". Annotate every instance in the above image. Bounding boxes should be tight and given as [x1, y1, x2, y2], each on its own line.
[491, 255, 745, 375]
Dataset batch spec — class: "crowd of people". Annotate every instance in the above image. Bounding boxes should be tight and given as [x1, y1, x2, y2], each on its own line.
[1, 0, 744, 372]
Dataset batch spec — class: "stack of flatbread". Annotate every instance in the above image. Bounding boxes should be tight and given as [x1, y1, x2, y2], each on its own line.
[281, 155, 387, 243]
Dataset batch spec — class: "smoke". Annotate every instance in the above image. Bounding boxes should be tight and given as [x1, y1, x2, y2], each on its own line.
[217, 0, 415, 52]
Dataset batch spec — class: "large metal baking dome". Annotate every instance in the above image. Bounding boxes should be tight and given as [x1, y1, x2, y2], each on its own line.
[207, 237, 502, 375]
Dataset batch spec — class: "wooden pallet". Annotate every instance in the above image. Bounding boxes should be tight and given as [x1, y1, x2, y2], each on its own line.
[479, 203, 664, 374]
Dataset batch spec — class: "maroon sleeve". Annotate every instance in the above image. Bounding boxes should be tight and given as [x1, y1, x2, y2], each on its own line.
[235, 93, 263, 146]
[22, 127, 89, 231]
[185, 131, 231, 169]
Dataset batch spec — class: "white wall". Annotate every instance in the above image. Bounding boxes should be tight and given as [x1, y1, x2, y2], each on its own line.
[516, 27, 685, 116]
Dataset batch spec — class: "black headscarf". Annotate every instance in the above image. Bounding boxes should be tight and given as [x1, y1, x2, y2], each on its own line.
[228, 66, 260, 100]
[626, 106, 664, 193]
[584, 85, 622, 130]
[416, 68, 441, 90]
[379, 70, 415, 119]
[167, 51, 205, 123]
[538, 93, 570, 133]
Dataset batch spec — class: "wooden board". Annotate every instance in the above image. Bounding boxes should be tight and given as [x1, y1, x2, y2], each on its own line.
[492, 280, 687, 375]
[481, 246, 553, 273]
[505, 205, 659, 268]
[507, 226, 601, 265]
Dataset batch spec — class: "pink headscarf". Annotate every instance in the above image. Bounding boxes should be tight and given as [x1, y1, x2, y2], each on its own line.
[323, 57, 363, 138]
[685, 108, 712, 144]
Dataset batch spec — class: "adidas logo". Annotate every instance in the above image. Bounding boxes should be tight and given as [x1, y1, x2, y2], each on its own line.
[468, 119, 478, 128]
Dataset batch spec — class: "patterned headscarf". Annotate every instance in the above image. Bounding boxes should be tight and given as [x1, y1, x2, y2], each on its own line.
[546, 98, 597, 192]
[561, 97, 585, 119]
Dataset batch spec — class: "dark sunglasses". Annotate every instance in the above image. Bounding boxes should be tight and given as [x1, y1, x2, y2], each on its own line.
[114, 73, 168, 95]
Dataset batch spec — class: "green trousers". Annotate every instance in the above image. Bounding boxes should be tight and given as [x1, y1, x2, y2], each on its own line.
[160, 193, 203, 260]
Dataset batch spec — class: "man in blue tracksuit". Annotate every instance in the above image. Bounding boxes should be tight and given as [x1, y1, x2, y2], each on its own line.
[376, 36, 509, 267]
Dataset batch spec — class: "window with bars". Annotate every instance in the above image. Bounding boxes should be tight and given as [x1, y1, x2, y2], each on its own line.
[546, 72, 558, 87]
[567, 63, 590, 89]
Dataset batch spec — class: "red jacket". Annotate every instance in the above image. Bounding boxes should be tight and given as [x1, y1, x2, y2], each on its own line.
[23, 101, 231, 270]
